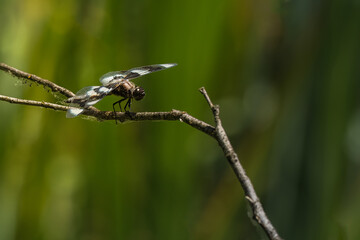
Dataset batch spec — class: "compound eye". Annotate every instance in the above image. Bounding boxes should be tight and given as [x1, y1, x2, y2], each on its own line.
[133, 87, 145, 101]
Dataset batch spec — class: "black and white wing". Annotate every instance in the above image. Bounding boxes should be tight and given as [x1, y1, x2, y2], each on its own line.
[66, 85, 113, 118]
[100, 63, 177, 86]
[99, 63, 177, 86]
[99, 70, 127, 85]
[122, 63, 177, 81]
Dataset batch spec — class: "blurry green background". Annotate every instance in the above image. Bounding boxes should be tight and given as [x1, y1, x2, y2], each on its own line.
[1, 0, 360, 239]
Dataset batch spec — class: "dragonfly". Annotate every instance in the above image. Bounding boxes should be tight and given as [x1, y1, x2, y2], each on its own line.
[66, 63, 177, 121]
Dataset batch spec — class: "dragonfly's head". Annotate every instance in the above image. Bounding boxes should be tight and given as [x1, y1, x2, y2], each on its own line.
[133, 86, 145, 101]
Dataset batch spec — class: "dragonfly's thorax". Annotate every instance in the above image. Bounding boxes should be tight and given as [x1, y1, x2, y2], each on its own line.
[112, 81, 145, 101]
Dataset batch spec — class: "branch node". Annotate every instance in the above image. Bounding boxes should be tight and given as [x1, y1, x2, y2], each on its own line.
[245, 195, 254, 203]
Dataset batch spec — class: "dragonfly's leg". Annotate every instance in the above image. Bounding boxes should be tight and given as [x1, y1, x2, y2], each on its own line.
[118, 101, 122, 112]
[113, 98, 127, 112]
[124, 98, 132, 112]
[112, 98, 127, 124]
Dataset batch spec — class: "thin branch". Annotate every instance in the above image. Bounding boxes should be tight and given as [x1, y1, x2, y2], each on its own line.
[0, 94, 216, 138]
[85, 109, 217, 137]
[0, 63, 75, 98]
[199, 87, 282, 240]
[0, 63, 282, 240]
[0, 94, 69, 111]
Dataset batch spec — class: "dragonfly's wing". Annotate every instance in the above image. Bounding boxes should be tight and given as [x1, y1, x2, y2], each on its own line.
[99, 63, 177, 85]
[66, 107, 85, 118]
[99, 71, 127, 85]
[66, 85, 114, 118]
[123, 63, 177, 80]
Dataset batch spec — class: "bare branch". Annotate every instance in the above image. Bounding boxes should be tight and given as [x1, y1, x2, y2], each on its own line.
[0, 94, 216, 138]
[84, 109, 217, 138]
[0, 64, 282, 240]
[0, 94, 69, 111]
[199, 87, 282, 240]
[0, 63, 75, 98]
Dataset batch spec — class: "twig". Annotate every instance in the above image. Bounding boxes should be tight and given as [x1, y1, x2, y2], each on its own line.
[0, 94, 216, 138]
[199, 87, 281, 240]
[0, 63, 282, 240]
[0, 94, 70, 111]
[0, 63, 75, 98]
